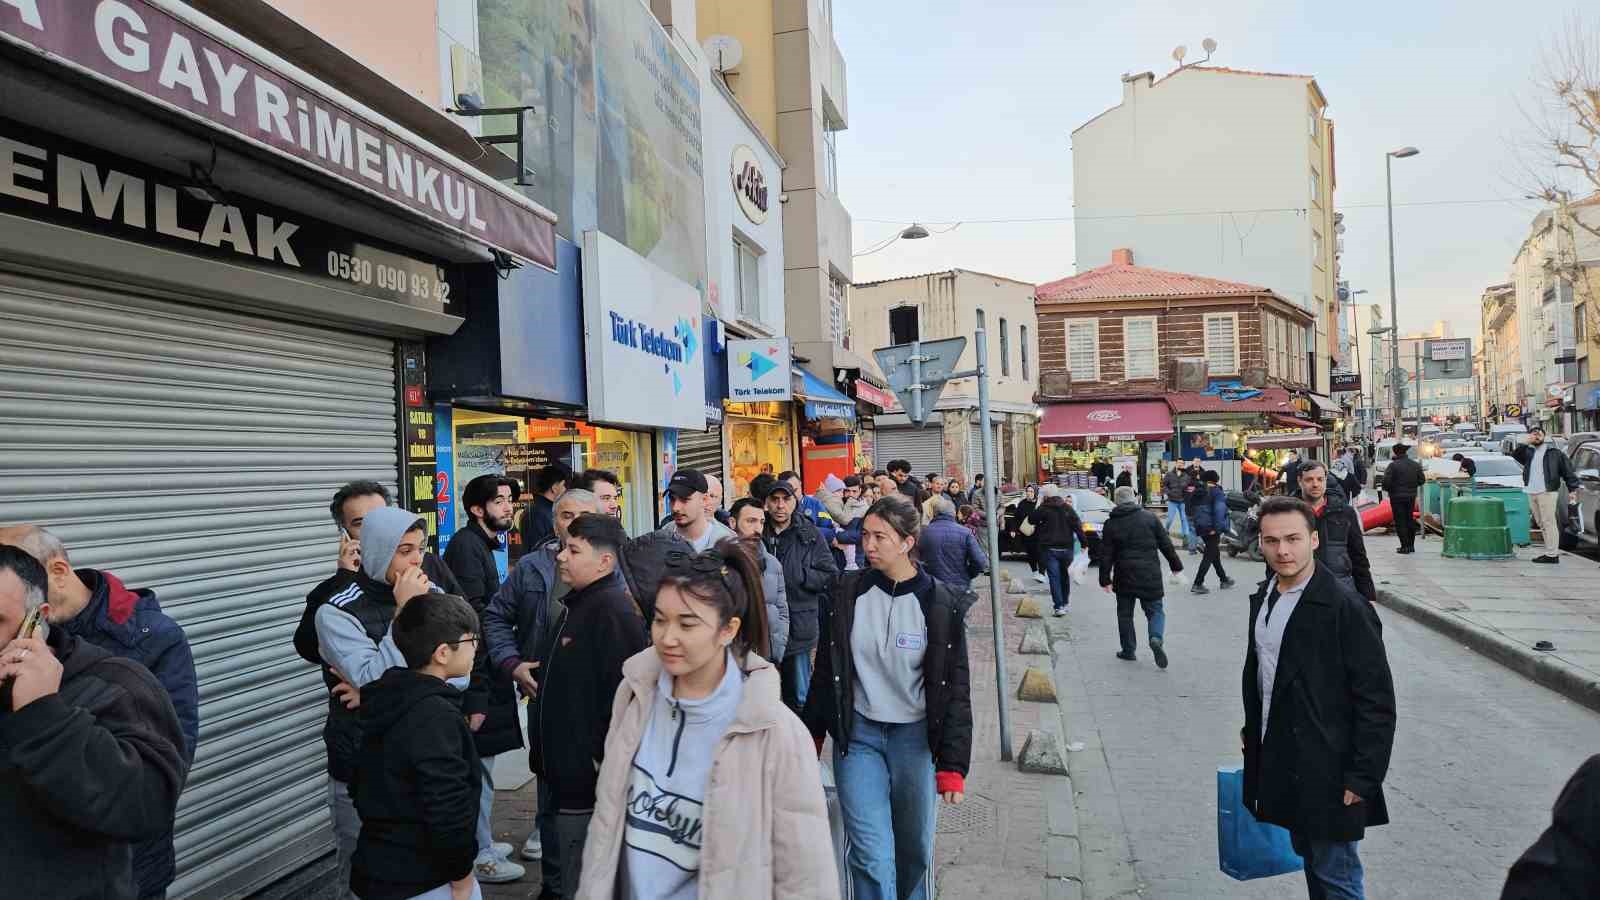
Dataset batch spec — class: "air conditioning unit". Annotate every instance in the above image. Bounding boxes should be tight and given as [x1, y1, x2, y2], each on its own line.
[1170, 357, 1208, 392]
[1039, 370, 1073, 397]
[1240, 366, 1268, 388]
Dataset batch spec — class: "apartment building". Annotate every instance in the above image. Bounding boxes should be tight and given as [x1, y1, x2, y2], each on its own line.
[1480, 282, 1523, 419]
[1072, 65, 1340, 393]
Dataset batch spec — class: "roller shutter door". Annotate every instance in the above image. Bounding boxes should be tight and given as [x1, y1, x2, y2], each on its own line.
[874, 425, 944, 476]
[676, 425, 724, 481]
[0, 277, 399, 899]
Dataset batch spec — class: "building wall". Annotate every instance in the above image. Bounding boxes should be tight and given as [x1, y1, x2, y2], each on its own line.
[1073, 68, 1335, 388]
[702, 76, 785, 334]
[1035, 296, 1313, 399]
[267, 0, 443, 105]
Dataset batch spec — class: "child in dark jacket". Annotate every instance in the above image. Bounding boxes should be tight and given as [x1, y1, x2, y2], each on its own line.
[352, 593, 485, 900]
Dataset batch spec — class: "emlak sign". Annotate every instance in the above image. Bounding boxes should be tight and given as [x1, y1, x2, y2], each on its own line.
[0, 0, 556, 268]
[582, 230, 704, 430]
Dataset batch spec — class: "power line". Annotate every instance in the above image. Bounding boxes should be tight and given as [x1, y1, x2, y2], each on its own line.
[854, 197, 1537, 227]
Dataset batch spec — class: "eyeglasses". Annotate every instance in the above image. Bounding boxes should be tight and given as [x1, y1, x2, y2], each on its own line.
[664, 548, 730, 577]
[446, 635, 480, 647]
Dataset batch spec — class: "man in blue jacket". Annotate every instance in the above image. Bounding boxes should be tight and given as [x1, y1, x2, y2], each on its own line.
[1188, 471, 1236, 594]
[1, 524, 198, 900]
[918, 495, 989, 589]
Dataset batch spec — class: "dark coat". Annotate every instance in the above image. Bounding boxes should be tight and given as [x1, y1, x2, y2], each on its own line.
[522, 495, 556, 549]
[1090, 460, 1114, 485]
[351, 667, 480, 900]
[917, 512, 989, 588]
[1098, 503, 1182, 598]
[764, 516, 839, 656]
[1511, 443, 1580, 495]
[442, 526, 522, 758]
[1190, 484, 1230, 533]
[1242, 566, 1396, 842]
[804, 568, 973, 780]
[1028, 498, 1084, 550]
[533, 569, 647, 810]
[63, 570, 199, 898]
[1501, 754, 1600, 899]
[1261, 481, 1376, 605]
[1382, 455, 1425, 501]
[442, 523, 502, 607]
[482, 540, 564, 761]
[0, 629, 188, 900]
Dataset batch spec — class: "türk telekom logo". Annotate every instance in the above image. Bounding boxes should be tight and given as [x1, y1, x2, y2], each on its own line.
[1085, 409, 1123, 422]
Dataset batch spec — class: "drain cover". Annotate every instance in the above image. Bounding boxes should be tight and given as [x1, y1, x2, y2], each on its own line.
[936, 795, 995, 834]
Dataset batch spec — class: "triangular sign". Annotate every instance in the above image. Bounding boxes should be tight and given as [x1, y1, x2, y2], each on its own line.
[872, 337, 968, 427]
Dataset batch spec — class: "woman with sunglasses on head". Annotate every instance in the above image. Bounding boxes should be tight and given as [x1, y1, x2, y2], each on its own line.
[804, 495, 974, 900]
[577, 540, 839, 900]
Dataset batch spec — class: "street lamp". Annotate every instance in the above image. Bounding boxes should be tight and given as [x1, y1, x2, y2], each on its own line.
[1385, 146, 1420, 431]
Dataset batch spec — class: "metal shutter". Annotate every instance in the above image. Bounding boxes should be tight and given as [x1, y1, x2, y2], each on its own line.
[874, 425, 944, 476]
[967, 422, 1001, 483]
[677, 425, 724, 480]
[0, 277, 398, 899]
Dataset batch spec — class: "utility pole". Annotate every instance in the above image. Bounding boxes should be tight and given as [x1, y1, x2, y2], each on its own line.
[1415, 343, 1424, 433]
[974, 309, 1013, 762]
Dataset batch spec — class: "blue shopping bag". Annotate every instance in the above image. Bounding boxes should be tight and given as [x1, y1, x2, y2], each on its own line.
[1217, 766, 1303, 880]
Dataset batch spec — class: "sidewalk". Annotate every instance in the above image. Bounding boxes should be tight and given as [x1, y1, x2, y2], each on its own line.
[1367, 529, 1600, 712]
[478, 564, 1073, 899]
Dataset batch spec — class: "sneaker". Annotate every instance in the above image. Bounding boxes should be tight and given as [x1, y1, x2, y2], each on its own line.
[1396, 547, 1414, 554]
[1115, 650, 1137, 661]
[521, 832, 543, 861]
[1052, 606, 1068, 617]
[1220, 578, 1237, 590]
[1533, 554, 1560, 564]
[1033, 572, 1048, 584]
[1190, 584, 1209, 595]
[491, 841, 514, 860]
[475, 853, 526, 884]
[1150, 638, 1168, 670]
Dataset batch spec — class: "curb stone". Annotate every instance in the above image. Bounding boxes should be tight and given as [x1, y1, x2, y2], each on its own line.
[1375, 587, 1600, 714]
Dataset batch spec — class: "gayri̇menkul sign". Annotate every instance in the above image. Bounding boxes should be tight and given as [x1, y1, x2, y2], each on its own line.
[0, 0, 556, 268]
[730, 144, 768, 224]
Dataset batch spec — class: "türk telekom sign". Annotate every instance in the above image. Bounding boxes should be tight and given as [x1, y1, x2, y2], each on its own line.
[0, 0, 556, 269]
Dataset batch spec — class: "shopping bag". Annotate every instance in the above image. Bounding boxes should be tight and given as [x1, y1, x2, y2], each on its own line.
[1068, 552, 1090, 585]
[1217, 766, 1302, 881]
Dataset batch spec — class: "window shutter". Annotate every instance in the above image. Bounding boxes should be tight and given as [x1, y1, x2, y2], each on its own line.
[1205, 315, 1237, 374]
[1124, 318, 1157, 379]
[1068, 321, 1098, 381]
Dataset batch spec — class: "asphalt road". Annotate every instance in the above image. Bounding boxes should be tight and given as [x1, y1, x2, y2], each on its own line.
[1034, 546, 1600, 899]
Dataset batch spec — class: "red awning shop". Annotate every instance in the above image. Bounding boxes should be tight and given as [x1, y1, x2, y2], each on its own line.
[1039, 400, 1175, 443]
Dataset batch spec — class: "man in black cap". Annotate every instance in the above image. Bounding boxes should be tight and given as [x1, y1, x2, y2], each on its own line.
[763, 476, 838, 712]
[1381, 443, 1425, 554]
[656, 468, 736, 551]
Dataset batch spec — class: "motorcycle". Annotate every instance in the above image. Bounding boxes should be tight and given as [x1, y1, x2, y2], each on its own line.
[1222, 490, 1263, 562]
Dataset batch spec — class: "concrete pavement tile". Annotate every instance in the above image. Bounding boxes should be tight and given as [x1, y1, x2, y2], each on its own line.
[1044, 834, 1081, 880]
[1044, 876, 1084, 900]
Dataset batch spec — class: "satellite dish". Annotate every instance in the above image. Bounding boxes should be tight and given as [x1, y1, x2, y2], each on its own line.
[1172, 45, 1187, 64]
[1202, 37, 1218, 54]
[703, 35, 744, 73]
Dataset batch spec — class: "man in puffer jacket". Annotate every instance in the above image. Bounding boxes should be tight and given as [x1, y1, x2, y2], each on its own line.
[1189, 471, 1235, 594]
[763, 480, 838, 712]
[917, 495, 989, 589]
[1028, 487, 1085, 616]
[1098, 486, 1183, 668]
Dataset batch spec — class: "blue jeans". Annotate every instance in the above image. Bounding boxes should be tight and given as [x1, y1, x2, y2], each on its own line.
[1042, 546, 1074, 611]
[1164, 503, 1193, 547]
[834, 712, 937, 900]
[1289, 833, 1365, 899]
[1116, 595, 1165, 653]
[781, 650, 813, 712]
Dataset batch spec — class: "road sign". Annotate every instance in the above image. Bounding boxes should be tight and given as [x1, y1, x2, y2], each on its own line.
[1505, 403, 1523, 418]
[873, 337, 968, 426]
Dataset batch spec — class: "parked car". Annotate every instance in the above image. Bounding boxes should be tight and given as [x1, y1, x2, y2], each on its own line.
[1373, 439, 1400, 485]
[997, 487, 1112, 563]
[1431, 453, 1525, 488]
[1570, 441, 1600, 545]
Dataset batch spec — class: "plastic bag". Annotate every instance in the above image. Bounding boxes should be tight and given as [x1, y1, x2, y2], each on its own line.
[1168, 569, 1187, 586]
[1068, 552, 1090, 584]
[1217, 766, 1302, 881]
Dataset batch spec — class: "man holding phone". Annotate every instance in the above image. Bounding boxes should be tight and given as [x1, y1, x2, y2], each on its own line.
[0, 544, 188, 900]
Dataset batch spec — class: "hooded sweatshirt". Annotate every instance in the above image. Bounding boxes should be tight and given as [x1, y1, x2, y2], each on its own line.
[361, 506, 429, 583]
[621, 652, 744, 900]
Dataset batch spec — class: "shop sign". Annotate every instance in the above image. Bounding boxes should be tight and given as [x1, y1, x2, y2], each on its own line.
[1330, 371, 1361, 393]
[0, 0, 555, 268]
[728, 337, 792, 401]
[0, 116, 464, 311]
[1505, 403, 1523, 418]
[582, 230, 705, 430]
[853, 379, 896, 411]
[1429, 339, 1469, 362]
[804, 399, 855, 421]
[1085, 409, 1123, 423]
[730, 144, 768, 224]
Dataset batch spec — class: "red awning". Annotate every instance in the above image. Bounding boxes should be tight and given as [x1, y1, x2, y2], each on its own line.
[1040, 401, 1174, 442]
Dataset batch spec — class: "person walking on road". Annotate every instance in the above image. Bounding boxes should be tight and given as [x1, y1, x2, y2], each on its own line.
[1190, 471, 1235, 594]
[730, 497, 791, 663]
[804, 496, 973, 900]
[1290, 462, 1378, 605]
[1381, 444, 1425, 554]
[1098, 486, 1183, 668]
[577, 541, 839, 900]
[763, 479, 838, 713]
[1028, 485, 1085, 616]
[1008, 485, 1042, 578]
[1161, 461, 1193, 550]
[1511, 426, 1580, 564]
[1243, 497, 1396, 900]
[917, 495, 989, 590]
[1182, 464, 1205, 553]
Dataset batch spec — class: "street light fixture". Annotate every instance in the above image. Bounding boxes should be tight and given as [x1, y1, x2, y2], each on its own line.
[899, 224, 931, 240]
[1385, 146, 1420, 433]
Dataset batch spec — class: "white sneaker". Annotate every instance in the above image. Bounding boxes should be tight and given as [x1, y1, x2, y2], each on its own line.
[474, 853, 526, 883]
[1032, 572, 1048, 584]
[491, 841, 514, 860]
[521, 831, 543, 861]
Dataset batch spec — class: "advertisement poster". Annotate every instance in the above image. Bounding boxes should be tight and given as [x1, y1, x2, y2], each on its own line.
[728, 338, 792, 401]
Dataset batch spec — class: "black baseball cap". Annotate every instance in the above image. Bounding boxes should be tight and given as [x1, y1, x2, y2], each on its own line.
[765, 478, 796, 498]
[666, 468, 708, 499]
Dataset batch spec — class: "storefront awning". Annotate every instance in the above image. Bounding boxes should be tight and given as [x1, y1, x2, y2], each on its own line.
[1303, 392, 1341, 420]
[1040, 401, 1174, 441]
[1246, 429, 1323, 450]
[796, 368, 857, 422]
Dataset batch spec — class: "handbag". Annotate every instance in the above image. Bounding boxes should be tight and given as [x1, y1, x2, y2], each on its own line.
[1216, 766, 1302, 881]
[1019, 517, 1035, 537]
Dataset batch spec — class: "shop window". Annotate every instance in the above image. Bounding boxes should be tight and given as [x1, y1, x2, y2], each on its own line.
[735, 239, 761, 321]
[1123, 316, 1157, 380]
[1021, 324, 1030, 380]
[890, 305, 920, 345]
[1204, 313, 1238, 375]
[1000, 317, 1011, 376]
[1067, 319, 1099, 382]
[829, 274, 848, 345]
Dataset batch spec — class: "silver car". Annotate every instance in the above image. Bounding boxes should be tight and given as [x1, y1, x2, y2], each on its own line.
[1570, 441, 1600, 544]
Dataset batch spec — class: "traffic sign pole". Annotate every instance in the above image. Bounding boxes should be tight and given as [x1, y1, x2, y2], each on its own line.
[975, 308, 1013, 762]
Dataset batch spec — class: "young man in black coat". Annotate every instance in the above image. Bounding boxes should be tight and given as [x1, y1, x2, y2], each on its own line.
[764, 479, 838, 711]
[1381, 443, 1425, 553]
[1243, 497, 1396, 899]
[1098, 486, 1183, 668]
[1286, 462, 1377, 605]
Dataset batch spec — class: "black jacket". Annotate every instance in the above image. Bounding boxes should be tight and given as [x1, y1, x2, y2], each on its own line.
[1090, 460, 1114, 485]
[1260, 482, 1376, 605]
[351, 667, 480, 900]
[1501, 754, 1600, 899]
[292, 553, 461, 668]
[533, 569, 647, 810]
[804, 568, 973, 779]
[1382, 455, 1425, 501]
[1242, 565, 1396, 842]
[764, 516, 839, 656]
[1512, 443, 1580, 495]
[1098, 503, 1182, 598]
[523, 495, 557, 549]
[442, 526, 523, 758]
[0, 629, 188, 900]
[1027, 498, 1084, 550]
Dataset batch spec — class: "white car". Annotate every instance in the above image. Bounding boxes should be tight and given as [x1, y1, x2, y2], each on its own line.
[1443, 453, 1525, 488]
[1570, 441, 1600, 544]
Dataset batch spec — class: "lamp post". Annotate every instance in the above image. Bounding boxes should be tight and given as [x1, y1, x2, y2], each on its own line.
[1342, 287, 1369, 432]
[1385, 146, 1420, 430]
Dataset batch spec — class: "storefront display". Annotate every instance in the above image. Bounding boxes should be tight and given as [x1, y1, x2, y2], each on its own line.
[725, 402, 793, 499]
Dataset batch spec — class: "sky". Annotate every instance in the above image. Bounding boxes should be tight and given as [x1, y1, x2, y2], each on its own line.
[832, 0, 1594, 342]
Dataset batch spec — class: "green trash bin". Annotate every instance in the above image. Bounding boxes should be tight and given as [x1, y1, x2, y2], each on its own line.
[1443, 496, 1514, 559]
[1470, 485, 1532, 546]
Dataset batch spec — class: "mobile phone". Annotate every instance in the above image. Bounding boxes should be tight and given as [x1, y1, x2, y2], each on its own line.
[16, 606, 48, 643]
